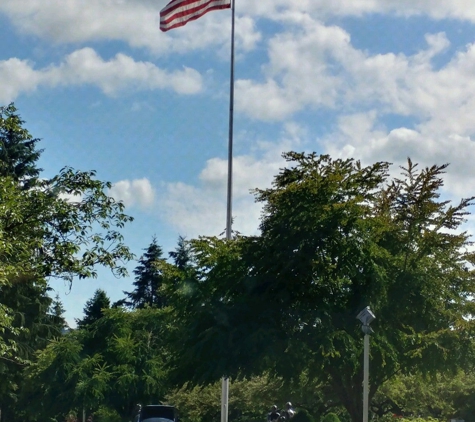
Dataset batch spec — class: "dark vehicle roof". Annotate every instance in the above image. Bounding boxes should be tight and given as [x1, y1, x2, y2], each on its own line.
[140, 405, 177, 422]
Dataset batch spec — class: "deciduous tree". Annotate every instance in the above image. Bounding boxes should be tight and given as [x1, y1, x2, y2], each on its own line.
[169, 153, 475, 422]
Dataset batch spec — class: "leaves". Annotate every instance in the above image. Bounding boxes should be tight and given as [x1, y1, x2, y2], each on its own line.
[168, 153, 475, 422]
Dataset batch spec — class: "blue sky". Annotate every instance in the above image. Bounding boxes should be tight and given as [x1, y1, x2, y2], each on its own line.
[2, 0, 475, 326]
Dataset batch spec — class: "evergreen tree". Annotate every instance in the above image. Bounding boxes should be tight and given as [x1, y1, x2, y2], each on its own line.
[169, 236, 191, 270]
[0, 276, 60, 422]
[122, 237, 167, 309]
[49, 293, 68, 332]
[76, 289, 111, 328]
[0, 103, 43, 187]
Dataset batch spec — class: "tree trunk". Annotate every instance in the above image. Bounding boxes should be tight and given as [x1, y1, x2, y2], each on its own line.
[328, 367, 364, 422]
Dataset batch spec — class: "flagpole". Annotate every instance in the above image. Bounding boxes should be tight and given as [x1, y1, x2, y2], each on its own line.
[225, 0, 235, 241]
[222, 1, 235, 422]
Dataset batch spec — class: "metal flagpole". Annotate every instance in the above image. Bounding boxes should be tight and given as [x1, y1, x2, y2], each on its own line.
[225, 0, 235, 242]
[222, 0, 235, 421]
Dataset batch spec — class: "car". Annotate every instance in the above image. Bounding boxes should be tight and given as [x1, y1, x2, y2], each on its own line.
[139, 405, 179, 422]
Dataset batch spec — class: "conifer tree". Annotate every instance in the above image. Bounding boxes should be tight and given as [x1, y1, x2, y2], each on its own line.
[0, 103, 43, 187]
[169, 236, 191, 270]
[50, 293, 68, 331]
[122, 237, 167, 309]
[76, 289, 111, 328]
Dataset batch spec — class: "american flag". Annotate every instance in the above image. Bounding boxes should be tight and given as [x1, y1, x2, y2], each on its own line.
[160, 0, 231, 32]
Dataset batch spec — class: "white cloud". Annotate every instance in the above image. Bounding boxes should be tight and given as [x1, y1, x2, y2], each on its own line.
[158, 123, 305, 237]
[322, 111, 475, 201]
[2, 0, 474, 59]
[237, 0, 475, 22]
[236, 21, 348, 121]
[109, 178, 155, 209]
[0, 48, 203, 103]
[0, 0, 165, 49]
[234, 18, 475, 145]
[0, 58, 43, 103]
[0, 0, 260, 56]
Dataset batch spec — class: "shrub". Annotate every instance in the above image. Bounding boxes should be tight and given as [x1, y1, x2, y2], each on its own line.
[292, 409, 315, 422]
[94, 406, 121, 422]
[320, 413, 341, 422]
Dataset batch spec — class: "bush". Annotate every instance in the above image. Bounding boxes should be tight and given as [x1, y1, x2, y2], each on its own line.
[320, 413, 341, 422]
[94, 406, 121, 422]
[292, 409, 315, 422]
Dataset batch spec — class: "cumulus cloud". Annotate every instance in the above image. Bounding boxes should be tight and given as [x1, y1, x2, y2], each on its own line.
[320, 111, 475, 202]
[0, 0, 260, 55]
[236, 21, 348, 121]
[0, 48, 202, 103]
[2, 0, 474, 58]
[234, 18, 475, 145]
[109, 178, 155, 209]
[0, 0, 165, 49]
[0, 58, 43, 103]
[158, 123, 305, 237]
[237, 0, 475, 22]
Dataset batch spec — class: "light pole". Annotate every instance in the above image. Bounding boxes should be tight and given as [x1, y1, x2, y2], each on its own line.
[356, 306, 376, 422]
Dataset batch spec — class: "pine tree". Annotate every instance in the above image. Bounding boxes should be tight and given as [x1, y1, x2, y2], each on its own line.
[0, 103, 43, 187]
[76, 289, 111, 328]
[122, 237, 166, 309]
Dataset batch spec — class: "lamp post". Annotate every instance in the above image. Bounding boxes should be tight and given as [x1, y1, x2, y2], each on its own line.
[356, 306, 376, 422]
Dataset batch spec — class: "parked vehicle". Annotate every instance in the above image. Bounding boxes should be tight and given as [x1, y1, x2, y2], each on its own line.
[139, 405, 179, 422]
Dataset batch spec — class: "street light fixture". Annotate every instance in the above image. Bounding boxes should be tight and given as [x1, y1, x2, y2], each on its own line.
[357, 306, 376, 422]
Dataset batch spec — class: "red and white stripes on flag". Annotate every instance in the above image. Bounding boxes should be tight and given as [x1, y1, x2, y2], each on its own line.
[160, 0, 231, 32]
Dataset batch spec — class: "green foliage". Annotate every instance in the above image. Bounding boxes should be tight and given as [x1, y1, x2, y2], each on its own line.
[121, 237, 168, 308]
[25, 307, 171, 421]
[0, 103, 43, 187]
[0, 275, 66, 420]
[169, 236, 192, 270]
[167, 153, 475, 422]
[320, 413, 340, 422]
[0, 165, 134, 386]
[167, 374, 295, 422]
[0, 167, 134, 283]
[374, 371, 475, 420]
[94, 406, 122, 422]
[77, 289, 111, 328]
[0, 104, 134, 421]
[293, 409, 315, 422]
[50, 293, 68, 330]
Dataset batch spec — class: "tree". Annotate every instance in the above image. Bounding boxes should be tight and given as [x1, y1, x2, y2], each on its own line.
[50, 293, 68, 331]
[168, 153, 475, 422]
[0, 103, 43, 187]
[122, 237, 167, 309]
[166, 373, 326, 422]
[25, 307, 171, 421]
[0, 276, 59, 422]
[0, 104, 134, 421]
[169, 236, 192, 271]
[0, 168, 134, 284]
[373, 371, 475, 420]
[76, 289, 111, 328]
